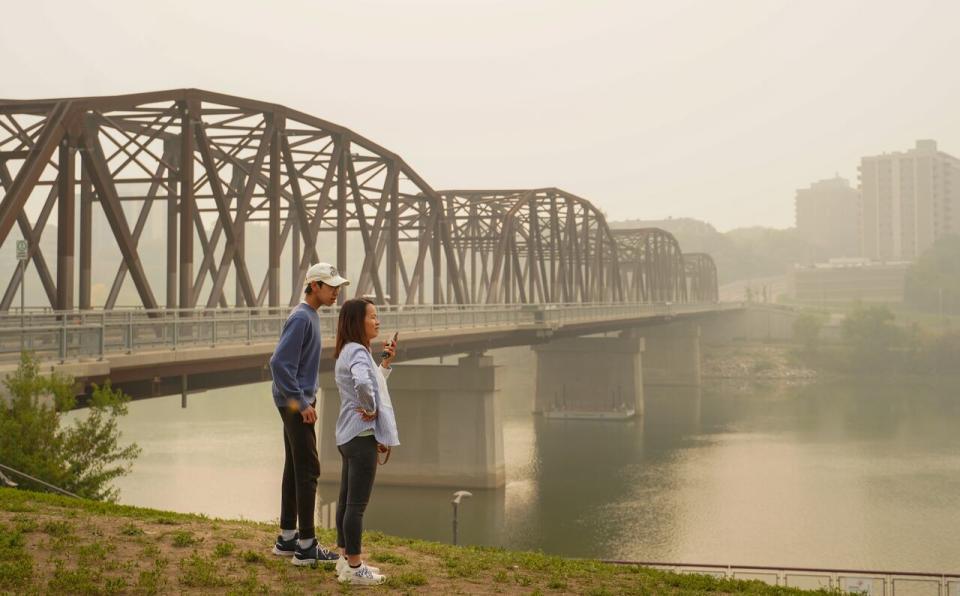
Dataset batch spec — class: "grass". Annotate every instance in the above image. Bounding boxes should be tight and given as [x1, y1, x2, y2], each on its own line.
[171, 529, 200, 547]
[388, 570, 427, 587]
[120, 521, 144, 536]
[0, 486, 832, 595]
[372, 551, 409, 565]
[41, 519, 72, 537]
[215, 541, 237, 557]
[136, 558, 168, 595]
[47, 561, 128, 595]
[240, 549, 267, 564]
[0, 523, 32, 591]
[180, 553, 229, 588]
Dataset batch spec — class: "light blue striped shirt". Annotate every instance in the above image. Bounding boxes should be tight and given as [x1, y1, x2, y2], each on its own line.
[333, 342, 400, 447]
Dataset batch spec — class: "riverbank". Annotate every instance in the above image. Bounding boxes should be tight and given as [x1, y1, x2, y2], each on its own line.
[702, 343, 818, 383]
[0, 487, 825, 595]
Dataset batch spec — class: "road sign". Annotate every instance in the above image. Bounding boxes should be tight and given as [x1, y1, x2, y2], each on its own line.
[15, 240, 27, 261]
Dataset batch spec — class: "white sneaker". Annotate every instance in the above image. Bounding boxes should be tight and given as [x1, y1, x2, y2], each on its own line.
[338, 563, 386, 585]
[336, 556, 379, 576]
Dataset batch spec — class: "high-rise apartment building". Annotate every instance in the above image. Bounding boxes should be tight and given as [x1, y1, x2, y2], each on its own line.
[859, 140, 959, 261]
[795, 176, 860, 260]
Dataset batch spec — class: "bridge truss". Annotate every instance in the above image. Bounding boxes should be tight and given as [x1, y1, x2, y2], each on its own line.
[0, 90, 717, 310]
[612, 228, 687, 303]
[439, 189, 622, 304]
[683, 252, 719, 303]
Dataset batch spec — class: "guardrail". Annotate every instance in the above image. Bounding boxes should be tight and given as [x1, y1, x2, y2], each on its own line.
[0, 302, 736, 365]
[609, 560, 960, 595]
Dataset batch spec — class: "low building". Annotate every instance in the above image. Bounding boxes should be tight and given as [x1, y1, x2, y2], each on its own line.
[788, 258, 908, 304]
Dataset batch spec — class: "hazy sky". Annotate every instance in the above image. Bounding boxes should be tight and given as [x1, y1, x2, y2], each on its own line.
[3, 0, 959, 230]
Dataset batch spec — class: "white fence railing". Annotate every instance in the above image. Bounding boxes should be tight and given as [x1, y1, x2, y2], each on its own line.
[609, 561, 960, 595]
[0, 302, 736, 364]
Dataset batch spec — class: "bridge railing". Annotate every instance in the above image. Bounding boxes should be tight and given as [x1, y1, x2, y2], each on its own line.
[0, 302, 738, 365]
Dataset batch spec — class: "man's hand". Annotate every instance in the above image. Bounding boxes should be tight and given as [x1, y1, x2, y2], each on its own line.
[301, 405, 317, 424]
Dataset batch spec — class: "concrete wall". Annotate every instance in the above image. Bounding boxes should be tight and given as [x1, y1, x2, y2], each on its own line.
[533, 335, 644, 418]
[317, 354, 505, 489]
[789, 262, 907, 303]
[700, 306, 798, 344]
[633, 322, 701, 386]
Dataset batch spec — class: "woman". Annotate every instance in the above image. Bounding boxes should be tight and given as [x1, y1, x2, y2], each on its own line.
[332, 298, 400, 585]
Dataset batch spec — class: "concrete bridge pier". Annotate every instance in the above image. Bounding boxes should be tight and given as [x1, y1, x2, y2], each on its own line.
[533, 335, 645, 419]
[633, 321, 702, 386]
[317, 353, 505, 489]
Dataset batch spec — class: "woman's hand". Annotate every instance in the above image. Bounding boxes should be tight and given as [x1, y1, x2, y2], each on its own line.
[381, 338, 398, 368]
[356, 407, 377, 422]
[376, 443, 389, 454]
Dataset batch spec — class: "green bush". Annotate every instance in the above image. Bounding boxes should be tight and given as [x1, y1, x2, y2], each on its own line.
[0, 353, 140, 502]
[841, 304, 904, 371]
[905, 234, 960, 315]
[793, 310, 827, 353]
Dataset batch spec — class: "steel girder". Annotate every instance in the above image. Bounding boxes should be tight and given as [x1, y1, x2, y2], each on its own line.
[683, 253, 719, 302]
[0, 90, 719, 311]
[438, 188, 624, 304]
[612, 228, 688, 303]
[0, 89, 466, 310]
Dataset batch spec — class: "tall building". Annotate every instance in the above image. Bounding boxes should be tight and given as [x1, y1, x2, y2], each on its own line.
[859, 140, 960, 261]
[795, 176, 860, 260]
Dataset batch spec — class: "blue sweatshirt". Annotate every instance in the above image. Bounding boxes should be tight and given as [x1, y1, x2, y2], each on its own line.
[269, 303, 321, 412]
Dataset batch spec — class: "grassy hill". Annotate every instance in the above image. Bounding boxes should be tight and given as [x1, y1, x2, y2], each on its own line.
[0, 487, 822, 595]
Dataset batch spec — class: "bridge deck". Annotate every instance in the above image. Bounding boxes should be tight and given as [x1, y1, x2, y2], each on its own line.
[0, 302, 738, 399]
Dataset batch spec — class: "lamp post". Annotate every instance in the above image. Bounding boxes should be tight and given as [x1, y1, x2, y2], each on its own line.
[16, 239, 27, 352]
[451, 490, 472, 546]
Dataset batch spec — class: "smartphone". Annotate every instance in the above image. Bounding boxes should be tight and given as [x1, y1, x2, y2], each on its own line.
[380, 332, 398, 359]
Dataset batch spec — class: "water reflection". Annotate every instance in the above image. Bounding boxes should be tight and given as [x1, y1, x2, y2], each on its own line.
[67, 349, 960, 571]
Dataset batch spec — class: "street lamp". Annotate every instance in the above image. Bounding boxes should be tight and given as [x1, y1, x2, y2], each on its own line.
[451, 490, 472, 545]
[0, 469, 17, 488]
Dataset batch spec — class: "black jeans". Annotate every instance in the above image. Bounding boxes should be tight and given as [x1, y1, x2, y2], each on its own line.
[336, 435, 378, 555]
[278, 406, 320, 541]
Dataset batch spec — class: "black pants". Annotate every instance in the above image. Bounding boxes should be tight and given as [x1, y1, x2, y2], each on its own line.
[278, 406, 319, 541]
[336, 435, 378, 555]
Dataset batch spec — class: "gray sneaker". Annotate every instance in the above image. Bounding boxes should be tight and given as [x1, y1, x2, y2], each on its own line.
[338, 563, 386, 585]
[291, 540, 340, 567]
[272, 532, 298, 557]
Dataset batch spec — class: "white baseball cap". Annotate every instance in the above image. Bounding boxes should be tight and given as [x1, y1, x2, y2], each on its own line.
[304, 263, 350, 289]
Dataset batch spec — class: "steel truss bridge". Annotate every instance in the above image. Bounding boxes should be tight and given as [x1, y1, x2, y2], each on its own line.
[0, 90, 717, 313]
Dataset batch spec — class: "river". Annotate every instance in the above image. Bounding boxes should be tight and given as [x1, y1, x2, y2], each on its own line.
[70, 346, 960, 571]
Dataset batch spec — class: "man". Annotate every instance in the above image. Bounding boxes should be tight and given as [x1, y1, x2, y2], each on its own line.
[269, 263, 349, 566]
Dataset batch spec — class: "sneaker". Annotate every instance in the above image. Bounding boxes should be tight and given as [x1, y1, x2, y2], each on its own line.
[291, 539, 340, 567]
[272, 532, 298, 556]
[338, 563, 386, 585]
[336, 556, 379, 577]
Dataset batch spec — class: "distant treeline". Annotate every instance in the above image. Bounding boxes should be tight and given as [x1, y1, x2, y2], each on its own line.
[793, 304, 960, 375]
[905, 234, 960, 316]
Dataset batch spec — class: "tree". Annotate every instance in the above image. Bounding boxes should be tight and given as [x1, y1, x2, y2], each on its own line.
[0, 353, 140, 501]
[841, 304, 903, 371]
[793, 310, 827, 353]
[905, 234, 960, 315]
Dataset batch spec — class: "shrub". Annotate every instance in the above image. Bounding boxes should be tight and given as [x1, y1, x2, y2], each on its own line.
[0, 353, 140, 502]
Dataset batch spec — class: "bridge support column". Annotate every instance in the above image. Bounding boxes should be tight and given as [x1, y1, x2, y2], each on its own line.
[533, 335, 644, 419]
[317, 353, 504, 488]
[633, 321, 701, 386]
